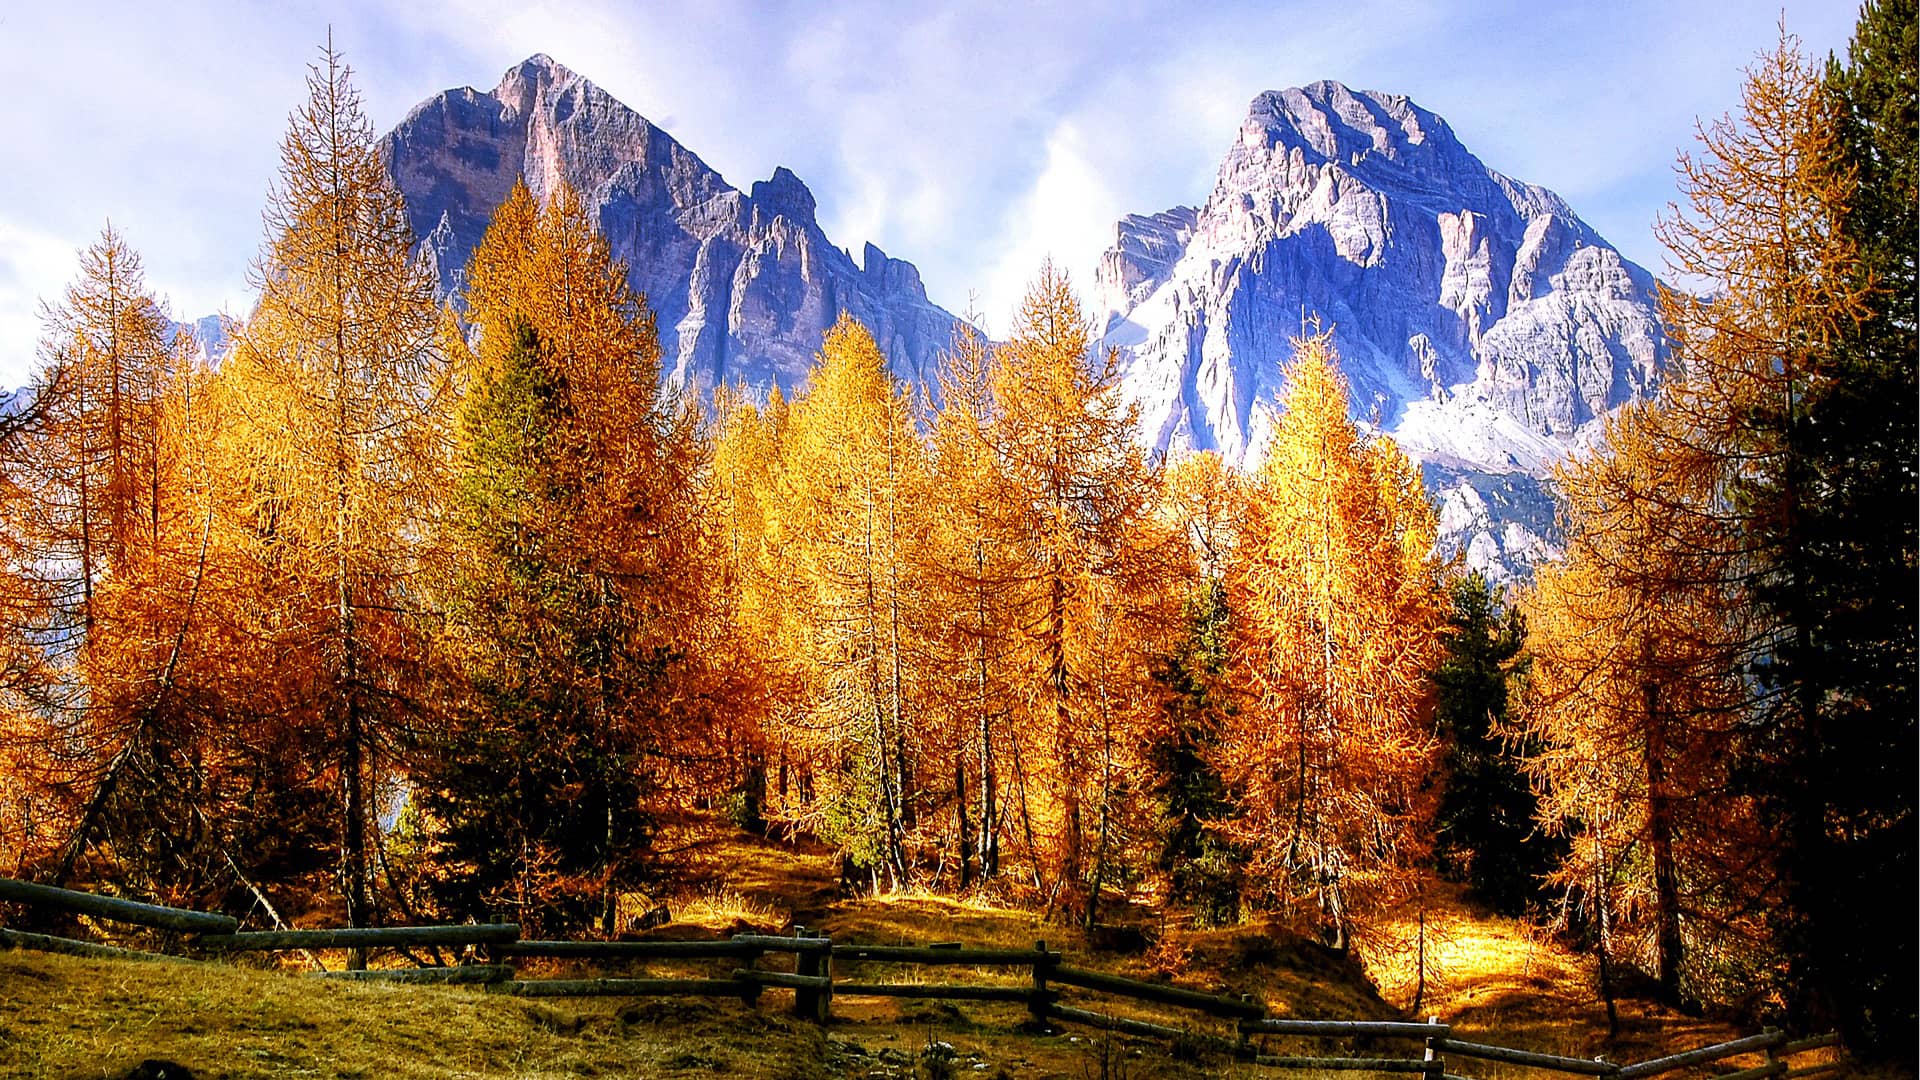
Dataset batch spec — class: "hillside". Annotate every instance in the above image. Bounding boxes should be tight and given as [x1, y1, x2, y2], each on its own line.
[0, 821, 1852, 1080]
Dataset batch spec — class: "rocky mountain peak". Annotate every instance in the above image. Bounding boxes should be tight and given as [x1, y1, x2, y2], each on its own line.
[750, 166, 817, 225]
[494, 52, 581, 115]
[1242, 82, 1455, 170]
[1098, 80, 1669, 581]
[381, 55, 960, 397]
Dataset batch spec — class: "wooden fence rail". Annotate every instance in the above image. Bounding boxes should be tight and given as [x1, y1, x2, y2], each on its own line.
[0, 876, 237, 934]
[314, 965, 514, 985]
[501, 939, 764, 960]
[0, 926, 192, 964]
[201, 925, 521, 951]
[1616, 1031, 1785, 1078]
[1430, 1037, 1616, 1075]
[0, 879, 1847, 1079]
[1248, 1020, 1449, 1039]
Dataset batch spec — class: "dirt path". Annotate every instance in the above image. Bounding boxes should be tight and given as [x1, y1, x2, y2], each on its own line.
[651, 815, 840, 928]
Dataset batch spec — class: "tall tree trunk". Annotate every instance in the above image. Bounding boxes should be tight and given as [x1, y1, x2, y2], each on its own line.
[341, 696, 368, 968]
[955, 756, 972, 888]
[1085, 680, 1115, 930]
[979, 706, 998, 879]
[1009, 726, 1043, 894]
[1598, 863, 1620, 1037]
[1049, 569, 1079, 888]
[975, 541, 998, 879]
[1643, 673, 1683, 1003]
[329, 56, 369, 968]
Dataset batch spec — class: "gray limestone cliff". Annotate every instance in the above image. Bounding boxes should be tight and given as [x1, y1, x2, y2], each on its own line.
[380, 54, 960, 395]
[1097, 81, 1670, 580]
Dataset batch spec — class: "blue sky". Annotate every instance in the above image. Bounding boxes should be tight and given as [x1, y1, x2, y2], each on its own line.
[0, 1, 1860, 386]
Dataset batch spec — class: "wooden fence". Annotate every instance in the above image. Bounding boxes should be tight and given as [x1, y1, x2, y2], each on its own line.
[0, 876, 1846, 1079]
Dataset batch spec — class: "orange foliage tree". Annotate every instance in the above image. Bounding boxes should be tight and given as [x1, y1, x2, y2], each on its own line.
[1517, 27, 1867, 1009]
[972, 265, 1170, 919]
[1221, 330, 1444, 949]
[420, 178, 717, 934]
[923, 320, 1026, 886]
[0, 226, 195, 884]
[218, 40, 449, 951]
[766, 315, 932, 888]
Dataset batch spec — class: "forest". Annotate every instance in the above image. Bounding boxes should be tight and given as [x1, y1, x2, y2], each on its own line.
[0, 3, 1910, 1066]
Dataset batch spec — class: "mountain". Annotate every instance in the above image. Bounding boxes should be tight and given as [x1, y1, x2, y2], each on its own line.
[169, 314, 229, 365]
[376, 62, 1659, 581]
[380, 54, 961, 395]
[1096, 82, 1668, 580]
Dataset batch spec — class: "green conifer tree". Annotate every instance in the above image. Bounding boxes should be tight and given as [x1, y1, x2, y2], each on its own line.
[1428, 574, 1560, 915]
[1760, 0, 1916, 1055]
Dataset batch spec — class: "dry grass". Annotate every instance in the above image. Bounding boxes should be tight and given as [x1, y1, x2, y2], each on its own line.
[0, 949, 827, 1080]
[0, 825, 1876, 1080]
[660, 883, 785, 932]
[1353, 881, 1868, 1079]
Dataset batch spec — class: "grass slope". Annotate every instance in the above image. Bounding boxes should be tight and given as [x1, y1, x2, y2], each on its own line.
[0, 819, 1863, 1079]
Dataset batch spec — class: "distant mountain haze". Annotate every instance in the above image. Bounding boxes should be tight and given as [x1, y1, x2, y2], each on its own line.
[369, 57, 1665, 580]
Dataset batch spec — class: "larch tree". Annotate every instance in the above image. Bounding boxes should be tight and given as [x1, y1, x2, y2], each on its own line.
[1517, 25, 1891, 1012]
[423, 179, 713, 935]
[1764, 3, 1914, 1051]
[923, 319, 1024, 886]
[709, 380, 798, 828]
[11, 227, 177, 673]
[0, 226, 194, 886]
[1519, 402, 1768, 1009]
[221, 39, 448, 956]
[980, 264, 1165, 919]
[1222, 330, 1444, 950]
[774, 314, 930, 888]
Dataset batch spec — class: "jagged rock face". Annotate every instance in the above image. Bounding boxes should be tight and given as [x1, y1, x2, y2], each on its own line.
[1097, 81, 1669, 581]
[381, 55, 960, 395]
[167, 314, 229, 367]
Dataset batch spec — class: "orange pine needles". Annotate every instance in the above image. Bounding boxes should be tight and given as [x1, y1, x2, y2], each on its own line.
[1221, 330, 1444, 948]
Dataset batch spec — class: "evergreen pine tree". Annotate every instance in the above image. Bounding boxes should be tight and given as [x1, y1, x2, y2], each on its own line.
[1428, 574, 1559, 916]
[1146, 577, 1243, 926]
[1761, 0, 1917, 1055]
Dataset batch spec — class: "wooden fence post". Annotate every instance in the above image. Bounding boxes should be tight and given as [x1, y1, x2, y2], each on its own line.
[1763, 1028, 1782, 1077]
[1424, 1014, 1443, 1079]
[734, 935, 763, 1009]
[1029, 939, 1053, 1030]
[817, 932, 834, 1023]
[793, 926, 815, 1020]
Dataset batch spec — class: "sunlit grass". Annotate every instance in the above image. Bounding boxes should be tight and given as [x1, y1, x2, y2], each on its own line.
[660, 882, 785, 931]
[0, 948, 827, 1079]
[4, 821, 1875, 1080]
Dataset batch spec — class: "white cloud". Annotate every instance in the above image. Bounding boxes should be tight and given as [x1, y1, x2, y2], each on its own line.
[0, 220, 83, 385]
[977, 121, 1125, 335]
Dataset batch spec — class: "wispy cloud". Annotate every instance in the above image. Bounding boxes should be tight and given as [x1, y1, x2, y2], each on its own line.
[0, 0, 1860, 386]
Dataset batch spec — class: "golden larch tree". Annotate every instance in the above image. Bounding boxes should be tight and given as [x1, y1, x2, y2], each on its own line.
[423, 178, 717, 934]
[773, 314, 931, 888]
[1518, 25, 1869, 1010]
[220, 39, 448, 952]
[1222, 330, 1444, 949]
[979, 264, 1166, 916]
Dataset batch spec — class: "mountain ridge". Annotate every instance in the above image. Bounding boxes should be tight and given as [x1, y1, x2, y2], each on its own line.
[356, 59, 1665, 580]
[380, 53, 961, 395]
[1096, 80, 1669, 578]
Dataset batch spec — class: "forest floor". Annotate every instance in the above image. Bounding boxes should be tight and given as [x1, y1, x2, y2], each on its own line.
[0, 815, 1863, 1080]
